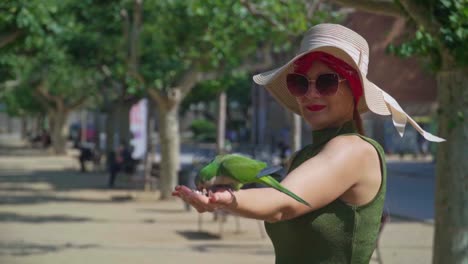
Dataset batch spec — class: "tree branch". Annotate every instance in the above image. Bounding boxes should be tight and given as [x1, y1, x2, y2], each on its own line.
[121, 8, 130, 65]
[36, 88, 56, 105]
[33, 89, 53, 111]
[33, 91, 51, 110]
[147, 89, 168, 110]
[129, 0, 143, 73]
[147, 38, 273, 111]
[0, 29, 23, 48]
[69, 96, 88, 111]
[177, 69, 206, 98]
[397, 0, 440, 38]
[329, 0, 405, 17]
[35, 81, 60, 110]
[304, 0, 322, 20]
[177, 44, 274, 99]
[240, 0, 283, 29]
[56, 96, 65, 113]
[235, 45, 274, 73]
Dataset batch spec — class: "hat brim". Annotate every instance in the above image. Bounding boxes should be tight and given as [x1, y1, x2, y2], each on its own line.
[253, 46, 445, 142]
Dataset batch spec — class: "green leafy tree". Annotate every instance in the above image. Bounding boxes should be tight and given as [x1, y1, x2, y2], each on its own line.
[182, 73, 252, 153]
[123, 0, 340, 198]
[329, 0, 467, 262]
[0, 0, 102, 154]
[181, 73, 252, 120]
[63, 0, 137, 151]
[0, 0, 61, 49]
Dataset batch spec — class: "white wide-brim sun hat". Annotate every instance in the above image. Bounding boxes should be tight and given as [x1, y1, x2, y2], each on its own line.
[253, 23, 444, 142]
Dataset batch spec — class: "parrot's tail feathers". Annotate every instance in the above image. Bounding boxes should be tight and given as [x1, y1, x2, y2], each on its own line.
[259, 176, 311, 207]
[256, 166, 284, 179]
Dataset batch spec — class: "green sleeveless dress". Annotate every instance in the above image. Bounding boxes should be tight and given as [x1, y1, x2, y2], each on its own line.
[265, 121, 387, 264]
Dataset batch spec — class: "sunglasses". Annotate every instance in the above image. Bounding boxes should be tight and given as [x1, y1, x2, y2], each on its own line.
[286, 73, 346, 97]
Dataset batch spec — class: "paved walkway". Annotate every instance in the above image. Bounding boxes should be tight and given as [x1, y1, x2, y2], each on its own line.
[0, 137, 434, 264]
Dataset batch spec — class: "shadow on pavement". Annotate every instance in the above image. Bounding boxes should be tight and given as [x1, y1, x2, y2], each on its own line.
[176, 230, 221, 240]
[0, 241, 100, 256]
[136, 208, 186, 214]
[0, 212, 94, 223]
[0, 169, 108, 191]
[0, 169, 138, 205]
[0, 145, 54, 157]
[0, 193, 114, 205]
[191, 243, 274, 255]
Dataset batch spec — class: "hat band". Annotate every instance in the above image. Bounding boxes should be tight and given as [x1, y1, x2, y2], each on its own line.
[299, 34, 369, 74]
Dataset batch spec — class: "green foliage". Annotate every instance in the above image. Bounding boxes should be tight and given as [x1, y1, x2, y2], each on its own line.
[387, 29, 441, 70]
[1, 84, 45, 116]
[1, 0, 343, 116]
[0, 0, 121, 112]
[435, 0, 468, 65]
[62, 0, 124, 68]
[388, 0, 468, 70]
[138, 0, 342, 92]
[190, 118, 217, 142]
[0, 0, 61, 85]
[0, 0, 62, 45]
[181, 72, 251, 114]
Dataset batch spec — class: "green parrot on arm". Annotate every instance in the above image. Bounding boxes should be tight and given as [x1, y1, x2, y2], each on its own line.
[195, 154, 311, 207]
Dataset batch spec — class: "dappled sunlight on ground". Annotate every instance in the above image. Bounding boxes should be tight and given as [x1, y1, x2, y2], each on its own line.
[0, 140, 434, 264]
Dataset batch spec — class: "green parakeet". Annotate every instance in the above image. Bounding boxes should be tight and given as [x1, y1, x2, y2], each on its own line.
[195, 154, 311, 207]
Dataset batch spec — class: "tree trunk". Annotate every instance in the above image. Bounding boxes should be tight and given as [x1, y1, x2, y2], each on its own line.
[21, 117, 27, 139]
[36, 115, 44, 136]
[6, 116, 13, 133]
[80, 110, 87, 144]
[144, 102, 156, 191]
[49, 110, 68, 154]
[105, 105, 116, 153]
[94, 111, 103, 150]
[217, 92, 227, 154]
[118, 103, 132, 145]
[157, 104, 180, 199]
[433, 68, 468, 264]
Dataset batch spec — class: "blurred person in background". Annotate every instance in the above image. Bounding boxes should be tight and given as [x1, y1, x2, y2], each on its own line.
[108, 142, 134, 188]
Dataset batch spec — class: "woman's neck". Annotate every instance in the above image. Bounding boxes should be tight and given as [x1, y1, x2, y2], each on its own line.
[311, 119, 355, 132]
[311, 120, 357, 146]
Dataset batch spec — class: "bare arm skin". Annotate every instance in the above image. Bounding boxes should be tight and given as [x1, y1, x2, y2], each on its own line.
[173, 135, 381, 222]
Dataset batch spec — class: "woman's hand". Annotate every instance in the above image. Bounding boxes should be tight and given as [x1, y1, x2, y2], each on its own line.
[172, 185, 237, 213]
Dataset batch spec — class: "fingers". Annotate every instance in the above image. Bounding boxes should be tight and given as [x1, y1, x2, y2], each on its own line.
[172, 185, 233, 212]
[173, 185, 211, 213]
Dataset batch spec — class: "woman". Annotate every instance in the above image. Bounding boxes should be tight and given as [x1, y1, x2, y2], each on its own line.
[173, 24, 444, 263]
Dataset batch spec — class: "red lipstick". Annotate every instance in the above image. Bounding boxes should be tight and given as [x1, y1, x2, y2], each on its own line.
[306, 104, 326, 112]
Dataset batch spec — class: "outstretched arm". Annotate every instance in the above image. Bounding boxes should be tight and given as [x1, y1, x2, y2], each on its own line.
[173, 185, 290, 222]
[173, 135, 378, 222]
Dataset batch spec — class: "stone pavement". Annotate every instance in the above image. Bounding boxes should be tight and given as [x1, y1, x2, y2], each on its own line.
[0, 141, 434, 263]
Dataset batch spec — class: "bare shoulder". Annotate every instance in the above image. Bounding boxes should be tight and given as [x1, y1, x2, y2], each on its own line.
[320, 134, 378, 165]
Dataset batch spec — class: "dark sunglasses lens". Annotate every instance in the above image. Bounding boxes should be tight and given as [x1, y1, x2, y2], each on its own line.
[287, 74, 309, 96]
[316, 73, 339, 95]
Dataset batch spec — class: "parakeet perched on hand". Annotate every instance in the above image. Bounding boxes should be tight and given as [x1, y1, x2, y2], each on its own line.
[195, 154, 311, 207]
